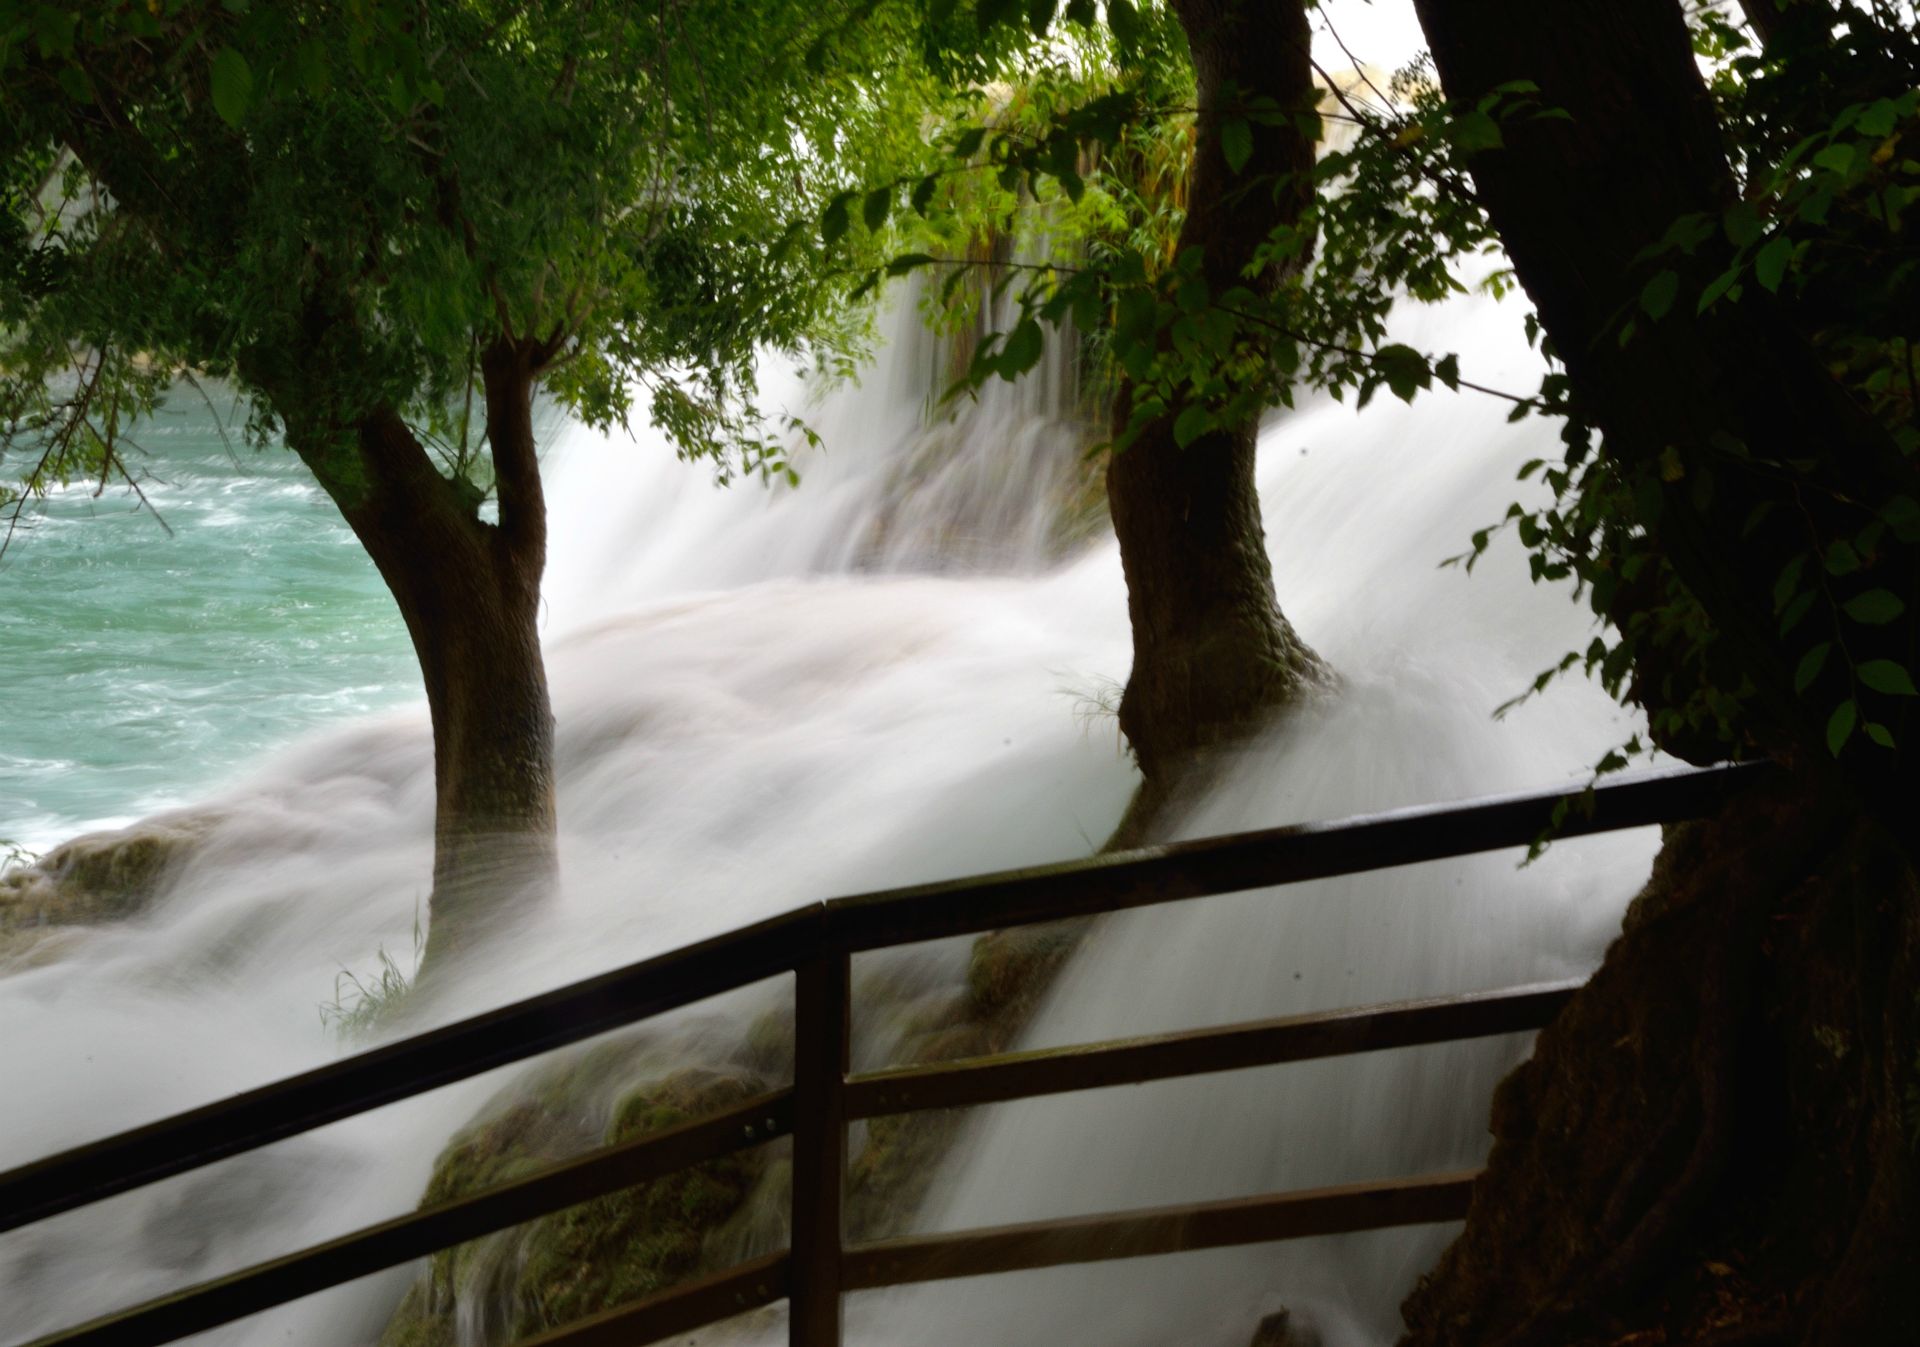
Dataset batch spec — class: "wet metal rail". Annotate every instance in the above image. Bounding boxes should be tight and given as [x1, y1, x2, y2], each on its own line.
[0, 760, 1769, 1347]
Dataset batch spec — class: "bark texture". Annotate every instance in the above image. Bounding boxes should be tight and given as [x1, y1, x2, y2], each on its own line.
[1106, 0, 1324, 829]
[1395, 3, 1920, 1340]
[279, 337, 559, 975]
[1410, 0, 1920, 794]
[1400, 777, 1920, 1347]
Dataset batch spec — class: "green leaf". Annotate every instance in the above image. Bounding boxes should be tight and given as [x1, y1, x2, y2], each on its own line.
[1434, 353, 1460, 390]
[1778, 590, 1816, 636]
[1794, 641, 1831, 693]
[1773, 553, 1808, 612]
[997, 319, 1043, 378]
[976, 0, 1022, 31]
[56, 63, 91, 103]
[1824, 540, 1862, 575]
[1857, 98, 1899, 137]
[32, 7, 77, 58]
[1374, 343, 1430, 403]
[1221, 118, 1253, 173]
[296, 41, 331, 97]
[1843, 588, 1906, 625]
[820, 192, 853, 245]
[1453, 109, 1504, 152]
[911, 175, 938, 216]
[1696, 266, 1740, 313]
[1812, 142, 1856, 176]
[210, 47, 253, 128]
[1722, 202, 1762, 247]
[1028, 0, 1057, 33]
[1865, 722, 1897, 749]
[1857, 660, 1918, 696]
[1880, 494, 1920, 543]
[1639, 269, 1679, 320]
[1754, 234, 1793, 292]
[862, 187, 891, 233]
[1173, 403, 1210, 447]
[1827, 698, 1858, 756]
[885, 252, 937, 276]
[953, 127, 987, 158]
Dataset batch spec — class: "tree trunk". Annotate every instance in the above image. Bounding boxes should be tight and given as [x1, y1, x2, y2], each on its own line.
[1107, 0, 1324, 834]
[1399, 778, 1920, 1347]
[1392, 3, 1920, 1340]
[287, 340, 558, 977]
[1409, 0, 1920, 803]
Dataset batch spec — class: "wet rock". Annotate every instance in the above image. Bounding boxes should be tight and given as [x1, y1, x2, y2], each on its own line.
[378, 920, 1092, 1343]
[0, 813, 215, 966]
[378, 1065, 773, 1347]
[1250, 1307, 1322, 1347]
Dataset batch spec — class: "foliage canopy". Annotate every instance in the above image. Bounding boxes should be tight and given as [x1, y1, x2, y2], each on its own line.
[0, 0, 939, 524]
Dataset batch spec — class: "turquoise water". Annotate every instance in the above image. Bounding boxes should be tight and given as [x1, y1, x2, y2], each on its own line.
[0, 392, 416, 849]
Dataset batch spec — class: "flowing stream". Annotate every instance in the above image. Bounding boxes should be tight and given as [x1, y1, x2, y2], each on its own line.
[1, 39, 1657, 1339]
[1, 283, 1652, 1347]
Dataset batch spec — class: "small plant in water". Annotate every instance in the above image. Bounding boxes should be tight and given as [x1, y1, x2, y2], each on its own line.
[319, 902, 423, 1040]
[1057, 671, 1125, 746]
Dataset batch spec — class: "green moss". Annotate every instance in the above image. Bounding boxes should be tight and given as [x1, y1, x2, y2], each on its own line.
[0, 814, 214, 968]
[965, 919, 1084, 1024]
[379, 922, 1091, 1340]
[379, 1067, 772, 1347]
[846, 920, 1088, 1240]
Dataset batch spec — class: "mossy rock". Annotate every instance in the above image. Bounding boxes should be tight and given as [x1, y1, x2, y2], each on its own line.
[379, 1067, 773, 1347]
[845, 919, 1088, 1240]
[965, 919, 1084, 1025]
[0, 813, 214, 967]
[379, 920, 1093, 1342]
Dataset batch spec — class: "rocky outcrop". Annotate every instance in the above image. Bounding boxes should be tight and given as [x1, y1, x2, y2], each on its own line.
[0, 813, 214, 968]
[377, 919, 1088, 1345]
[380, 1063, 774, 1347]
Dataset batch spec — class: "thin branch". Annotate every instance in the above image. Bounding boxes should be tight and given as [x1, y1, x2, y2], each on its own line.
[1318, 11, 1399, 113]
[1218, 303, 1551, 408]
[177, 369, 241, 468]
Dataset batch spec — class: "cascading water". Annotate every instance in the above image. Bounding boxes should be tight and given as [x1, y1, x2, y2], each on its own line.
[1, 31, 1657, 1346]
[840, 289, 1654, 1347]
[0, 284, 1137, 1346]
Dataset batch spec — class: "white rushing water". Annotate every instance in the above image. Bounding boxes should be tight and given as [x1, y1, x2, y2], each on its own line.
[0, 15, 1658, 1337]
[0, 275, 1652, 1347]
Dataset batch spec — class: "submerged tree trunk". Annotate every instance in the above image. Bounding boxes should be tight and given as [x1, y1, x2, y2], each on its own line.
[283, 338, 559, 976]
[1106, 0, 1324, 837]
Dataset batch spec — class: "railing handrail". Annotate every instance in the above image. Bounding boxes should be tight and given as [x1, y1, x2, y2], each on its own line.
[0, 759, 1768, 1238]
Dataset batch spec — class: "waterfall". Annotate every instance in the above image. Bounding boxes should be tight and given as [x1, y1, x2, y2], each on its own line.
[0, 189, 1654, 1347]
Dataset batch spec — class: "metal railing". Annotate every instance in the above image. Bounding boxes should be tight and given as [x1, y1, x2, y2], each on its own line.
[0, 761, 1769, 1347]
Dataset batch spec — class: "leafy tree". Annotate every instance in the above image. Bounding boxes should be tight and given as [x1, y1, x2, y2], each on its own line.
[0, 0, 934, 972]
[1373, 3, 1920, 1340]
[836, 0, 1333, 838]
[866, 1, 1920, 1332]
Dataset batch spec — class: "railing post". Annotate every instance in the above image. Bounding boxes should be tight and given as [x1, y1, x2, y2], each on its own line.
[789, 951, 850, 1347]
